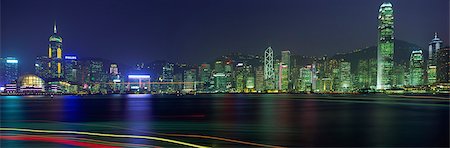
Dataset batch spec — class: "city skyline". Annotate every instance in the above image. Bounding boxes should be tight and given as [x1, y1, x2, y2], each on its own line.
[1, 0, 449, 73]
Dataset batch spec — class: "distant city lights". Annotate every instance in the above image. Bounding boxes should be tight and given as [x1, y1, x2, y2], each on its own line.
[128, 75, 150, 79]
[6, 59, 18, 63]
[65, 56, 77, 60]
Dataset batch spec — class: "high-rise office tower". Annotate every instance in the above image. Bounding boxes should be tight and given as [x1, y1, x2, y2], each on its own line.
[376, 2, 394, 90]
[339, 61, 352, 92]
[48, 22, 64, 79]
[81, 59, 105, 83]
[183, 69, 196, 92]
[278, 63, 289, 91]
[162, 63, 174, 92]
[281, 50, 291, 90]
[35, 56, 50, 79]
[64, 56, 79, 83]
[409, 50, 424, 86]
[254, 66, 264, 92]
[427, 33, 443, 84]
[299, 65, 313, 92]
[235, 63, 245, 92]
[428, 33, 443, 64]
[264, 46, 275, 90]
[198, 63, 211, 91]
[436, 47, 449, 83]
[0, 57, 19, 86]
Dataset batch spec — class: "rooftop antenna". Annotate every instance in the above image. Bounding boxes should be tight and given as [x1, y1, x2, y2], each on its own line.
[53, 21, 57, 34]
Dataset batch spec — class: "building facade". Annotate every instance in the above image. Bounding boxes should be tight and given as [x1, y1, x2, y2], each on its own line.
[376, 2, 395, 90]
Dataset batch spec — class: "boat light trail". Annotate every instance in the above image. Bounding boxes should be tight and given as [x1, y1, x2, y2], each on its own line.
[0, 127, 209, 148]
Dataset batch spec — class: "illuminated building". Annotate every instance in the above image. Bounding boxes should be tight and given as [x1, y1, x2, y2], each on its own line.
[235, 63, 245, 92]
[409, 50, 424, 86]
[127, 75, 151, 93]
[254, 66, 264, 92]
[214, 60, 224, 73]
[0, 57, 19, 86]
[246, 76, 255, 90]
[235, 72, 244, 92]
[64, 56, 79, 83]
[278, 63, 289, 91]
[299, 66, 312, 92]
[48, 81, 76, 93]
[80, 59, 107, 94]
[427, 33, 443, 84]
[183, 69, 196, 93]
[110, 63, 119, 75]
[281, 50, 291, 90]
[339, 61, 352, 92]
[82, 59, 105, 83]
[329, 59, 340, 92]
[213, 73, 226, 92]
[18, 74, 45, 93]
[161, 63, 174, 92]
[436, 47, 449, 83]
[428, 33, 443, 64]
[356, 58, 377, 89]
[198, 63, 211, 91]
[224, 61, 233, 90]
[48, 22, 64, 79]
[35, 56, 50, 79]
[107, 63, 121, 93]
[377, 2, 395, 90]
[264, 46, 275, 90]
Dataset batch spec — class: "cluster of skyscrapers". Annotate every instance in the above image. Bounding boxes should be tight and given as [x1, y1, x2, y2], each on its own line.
[0, 2, 449, 95]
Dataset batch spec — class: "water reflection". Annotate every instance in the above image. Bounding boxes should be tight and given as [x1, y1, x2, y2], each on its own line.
[126, 96, 152, 145]
[0, 94, 448, 147]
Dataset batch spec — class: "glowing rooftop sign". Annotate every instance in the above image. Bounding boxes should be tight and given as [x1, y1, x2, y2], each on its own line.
[65, 56, 77, 60]
[128, 75, 150, 79]
[6, 60, 18, 63]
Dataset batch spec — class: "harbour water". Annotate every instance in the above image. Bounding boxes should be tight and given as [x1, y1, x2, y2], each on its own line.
[1, 94, 449, 147]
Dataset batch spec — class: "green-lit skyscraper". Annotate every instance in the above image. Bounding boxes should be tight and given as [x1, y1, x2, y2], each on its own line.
[376, 2, 394, 90]
[409, 50, 424, 86]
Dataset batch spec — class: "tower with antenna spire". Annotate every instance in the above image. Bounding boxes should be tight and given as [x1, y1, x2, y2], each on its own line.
[427, 32, 443, 84]
[47, 21, 64, 80]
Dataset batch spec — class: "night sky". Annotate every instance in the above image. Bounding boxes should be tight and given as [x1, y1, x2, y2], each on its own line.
[1, 0, 448, 73]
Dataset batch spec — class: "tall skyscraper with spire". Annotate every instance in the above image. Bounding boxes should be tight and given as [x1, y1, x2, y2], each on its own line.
[376, 2, 394, 90]
[264, 46, 275, 90]
[427, 33, 443, 84]
[48, 22, 64, 79]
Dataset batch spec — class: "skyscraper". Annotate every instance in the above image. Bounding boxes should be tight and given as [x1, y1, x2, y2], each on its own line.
[339, 61, 352, 92]
[264, 46, 275, 90]
[428, 33, 443, 64]
[254, 66, 264, 92]
[198, 63, 211, 91]
[376, 2, 394, 90]
[183, 69, 196, 93]
[427, 33, 443, 84]
[278, 63, 289, 91]
[64, 56, 79, 83]
[0, 57, 19, 86]
[35, 56, 50, 79]
[281, 50, 291, 90]
[409, 50, 424, 86]
[436, 47, 449, 83]
[48, 22, 64, 80]
[162, 63, 174, 92]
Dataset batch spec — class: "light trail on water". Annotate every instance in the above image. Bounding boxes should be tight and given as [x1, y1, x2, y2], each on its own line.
[0, 127, 209, 148]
